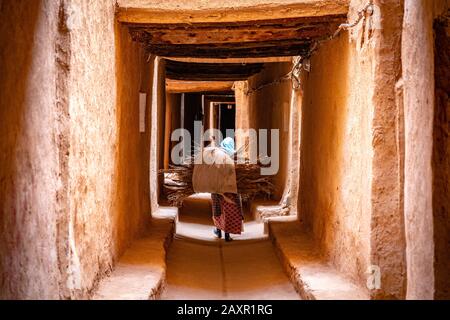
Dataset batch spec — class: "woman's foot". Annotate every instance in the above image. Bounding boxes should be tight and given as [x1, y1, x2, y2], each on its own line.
[213, 228, 222, 239]
[225, 233, 233, 242]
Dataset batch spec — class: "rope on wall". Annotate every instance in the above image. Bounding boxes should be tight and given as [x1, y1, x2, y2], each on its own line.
[242, 1, 375, 96]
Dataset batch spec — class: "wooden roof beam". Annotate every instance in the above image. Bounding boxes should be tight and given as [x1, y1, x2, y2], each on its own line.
[166, 80, 234, 93]
[125, 15, 345, 45]
[145, 45, 310, 58]
[164, 57, 293, 64]
[117, 0, 350, 24]
[136, 39, 311, 58]
[166, 74, 254, 81]
[165, 61, 264, 81]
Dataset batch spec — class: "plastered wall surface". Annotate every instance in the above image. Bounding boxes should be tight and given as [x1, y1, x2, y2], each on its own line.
[402, 0, 449, 300]
[112, 24, 152, 265]
[0, 0, 62, 299]
[247, 63, 292, 200]
[299, 31, 372, 289]
[299, 0, 407, 299]
[65, 0, 118, 298]
[0, 0, 153, 299]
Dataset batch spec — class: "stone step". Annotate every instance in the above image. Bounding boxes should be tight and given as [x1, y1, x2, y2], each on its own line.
[92, 216, 175, 300]
[268, 220, 370, 300]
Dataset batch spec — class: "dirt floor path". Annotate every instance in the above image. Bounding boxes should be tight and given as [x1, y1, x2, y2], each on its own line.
[160, 194, 300, 300]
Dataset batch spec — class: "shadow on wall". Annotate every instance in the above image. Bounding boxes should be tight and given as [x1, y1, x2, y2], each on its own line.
[112, 21, 152, 259]
[433, 17, 450, 300]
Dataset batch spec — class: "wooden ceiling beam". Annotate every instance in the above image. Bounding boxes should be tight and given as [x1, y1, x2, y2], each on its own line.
[126, 15, 344, 58]
[136, 38, 312, 50]
[124, 15, 345, 29]
[127, 15, 344, 45]
[117, 1, 350, 24]
[130, 26, 338, 45]
[165, 61, 264, 73]
[167, 74, 253, 81]
[164, 57, 293, 63]
[146, 44, 310, 58]
[135, 38, 311, 58]
[122, 6, 347, 59]
[166, 80, 234, 93]
[165, 61, 264, 81]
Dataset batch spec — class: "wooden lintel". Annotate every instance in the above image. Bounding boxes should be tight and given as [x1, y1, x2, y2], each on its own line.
[147, 45, 309, 58]
[117, 1, 350, 24]
[164, 57, 293, 63]
[166, 75, 252, 81]
[165, 60, 264, 78]
[130, 25, 340, 45]
[166, 80, 234, 93]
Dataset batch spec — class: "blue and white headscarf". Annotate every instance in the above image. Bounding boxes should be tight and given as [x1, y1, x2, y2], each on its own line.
[220, 137, 235, 157]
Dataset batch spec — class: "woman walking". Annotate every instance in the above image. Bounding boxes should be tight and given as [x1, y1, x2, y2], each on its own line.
[211, 138, 244, 242]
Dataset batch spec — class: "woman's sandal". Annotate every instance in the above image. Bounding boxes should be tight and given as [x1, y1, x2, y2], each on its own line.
[213, 228, 222, 239]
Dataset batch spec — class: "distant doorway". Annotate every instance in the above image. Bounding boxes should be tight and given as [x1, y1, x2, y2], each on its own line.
[218, 102, 236, 139]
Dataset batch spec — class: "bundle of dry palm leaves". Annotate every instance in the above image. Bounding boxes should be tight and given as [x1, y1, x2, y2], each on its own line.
[160, 160, 275, 207]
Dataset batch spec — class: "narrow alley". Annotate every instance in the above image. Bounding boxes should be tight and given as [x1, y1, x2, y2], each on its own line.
[162, 236, 299, 300]
[161, 195, 299, 300]
[0, 0, 448, 302]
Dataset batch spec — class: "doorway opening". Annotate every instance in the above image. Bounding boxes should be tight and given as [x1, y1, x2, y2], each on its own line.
[217, 102, 236, 139]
